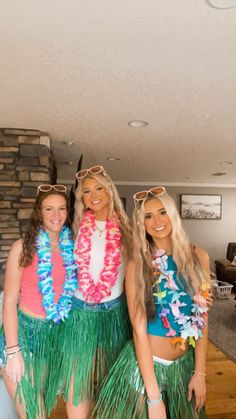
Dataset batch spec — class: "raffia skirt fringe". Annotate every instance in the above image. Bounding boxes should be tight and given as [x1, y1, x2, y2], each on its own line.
[57, 295, 132, 407]
[92, 340, 206, 419]
[0, 310, 64, 419]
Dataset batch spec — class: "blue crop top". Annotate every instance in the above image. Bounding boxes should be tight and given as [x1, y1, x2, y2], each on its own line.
[147, 252, 208, 346]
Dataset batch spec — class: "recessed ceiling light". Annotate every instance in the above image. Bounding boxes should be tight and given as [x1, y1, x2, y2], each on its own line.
[220, 161, 233, 165]
[128, 120, 149, 128]
[106, 157, 120, 161]
[211, 172, 227, 176]
[62, 141, 74, 146]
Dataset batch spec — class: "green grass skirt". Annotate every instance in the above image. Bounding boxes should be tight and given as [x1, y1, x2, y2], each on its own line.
[93, 340, 206, 419]
[0, 310, 64, 419]
[58, 295, 132, 407]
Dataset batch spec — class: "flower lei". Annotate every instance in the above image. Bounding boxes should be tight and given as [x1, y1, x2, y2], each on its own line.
[152, 249, 208, 350]
[74, 211, 121, 303]
[36, 226, 78, 323]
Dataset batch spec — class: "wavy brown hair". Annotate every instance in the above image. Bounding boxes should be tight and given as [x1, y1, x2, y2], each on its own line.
[132, 192, 211, 321]
[19, 190, 68, 267]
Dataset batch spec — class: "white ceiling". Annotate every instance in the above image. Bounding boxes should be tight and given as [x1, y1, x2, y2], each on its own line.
[1, 0, 236, 186]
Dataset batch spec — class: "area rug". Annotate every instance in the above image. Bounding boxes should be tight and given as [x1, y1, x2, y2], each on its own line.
[208, 294, 236, 363]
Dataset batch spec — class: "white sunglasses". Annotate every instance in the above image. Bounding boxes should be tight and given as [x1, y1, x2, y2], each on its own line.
[133, 186, 166, 202]
[75, 165, 106, 180]
[37, 184, 67, 195]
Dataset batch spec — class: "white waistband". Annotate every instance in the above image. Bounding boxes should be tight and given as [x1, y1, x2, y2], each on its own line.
[153, 355, 174, 366]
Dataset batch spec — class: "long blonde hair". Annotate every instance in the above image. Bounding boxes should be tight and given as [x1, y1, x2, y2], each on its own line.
[132, 192, 210, 320]
[72, 172, 132, 259]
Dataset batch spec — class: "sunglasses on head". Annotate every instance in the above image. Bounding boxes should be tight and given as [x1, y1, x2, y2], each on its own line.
[75, 165, 106, 180]
[133, 186, 166, 202]
[37, 184, 67, 195]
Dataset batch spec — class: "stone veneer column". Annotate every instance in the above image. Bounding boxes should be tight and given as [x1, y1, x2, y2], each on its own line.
[0, 129, 57, 283]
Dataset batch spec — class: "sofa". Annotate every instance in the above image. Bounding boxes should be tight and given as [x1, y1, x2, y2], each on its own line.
[215, 242, 236, 291]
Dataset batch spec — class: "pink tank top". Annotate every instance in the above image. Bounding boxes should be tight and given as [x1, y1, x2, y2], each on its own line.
[20, 251, 66, 316]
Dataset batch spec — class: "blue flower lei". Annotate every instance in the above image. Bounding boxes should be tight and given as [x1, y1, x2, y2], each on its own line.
[36, 226, 78, 323]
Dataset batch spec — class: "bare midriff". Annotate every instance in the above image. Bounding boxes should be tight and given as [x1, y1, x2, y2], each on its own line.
[19, 304, 46, 319]
[149, 334, 189, 361]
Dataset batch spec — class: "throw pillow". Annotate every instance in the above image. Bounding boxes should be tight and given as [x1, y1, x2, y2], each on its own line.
[231, 255, 236, 266]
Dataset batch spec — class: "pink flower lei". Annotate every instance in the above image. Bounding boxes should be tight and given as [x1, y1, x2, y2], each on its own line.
[74, 210, 122, 303]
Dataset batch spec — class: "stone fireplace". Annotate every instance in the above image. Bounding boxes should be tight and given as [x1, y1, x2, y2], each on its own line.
[0, 129, 56, 287]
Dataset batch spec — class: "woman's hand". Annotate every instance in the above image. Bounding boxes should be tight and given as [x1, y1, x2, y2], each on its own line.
[148, 400, 167, 419]
[188, 373, 206, 413]
[206, 289, 214, 309]
[6, 352, 25, 384]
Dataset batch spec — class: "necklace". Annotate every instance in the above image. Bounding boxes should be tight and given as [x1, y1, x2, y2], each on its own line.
[95, 222, 106, 237]
[50, 241, 59, 246]
[36, 226, 78, 323]
[51, 241, 59, 249]
[152, 249, 208, 350]
[75, 211, 121, 303]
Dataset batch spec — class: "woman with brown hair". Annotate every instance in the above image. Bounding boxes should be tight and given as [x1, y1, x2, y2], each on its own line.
[0, 185, 77, 419]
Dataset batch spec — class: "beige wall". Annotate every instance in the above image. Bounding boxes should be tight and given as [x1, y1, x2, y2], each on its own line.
[117, 184, 236, 269]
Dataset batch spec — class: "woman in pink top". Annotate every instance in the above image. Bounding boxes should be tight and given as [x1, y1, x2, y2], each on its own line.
[0, 185, 77, 419]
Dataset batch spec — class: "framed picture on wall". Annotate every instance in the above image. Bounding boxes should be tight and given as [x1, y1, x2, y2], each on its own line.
[180, 194, 222, 220]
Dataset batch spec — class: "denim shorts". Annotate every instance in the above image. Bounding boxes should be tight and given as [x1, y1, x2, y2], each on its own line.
[72, 293, 124, 312]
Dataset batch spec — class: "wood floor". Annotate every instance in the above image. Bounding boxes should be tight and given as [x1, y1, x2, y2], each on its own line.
[49, 341, 236, 419]
[205, 342, 236, 419]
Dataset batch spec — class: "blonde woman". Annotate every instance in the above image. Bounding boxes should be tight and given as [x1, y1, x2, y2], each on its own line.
[59, 166, 132, 419]
[93, 186, 210, 419]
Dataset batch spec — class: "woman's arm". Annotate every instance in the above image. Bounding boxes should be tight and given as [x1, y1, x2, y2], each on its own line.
[188, 247, 210, 412]
[194, 244, 213, 308]
[188, 321, 208, 412]
[125, 261, 166, 419]
[3, 239, 25, 383]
